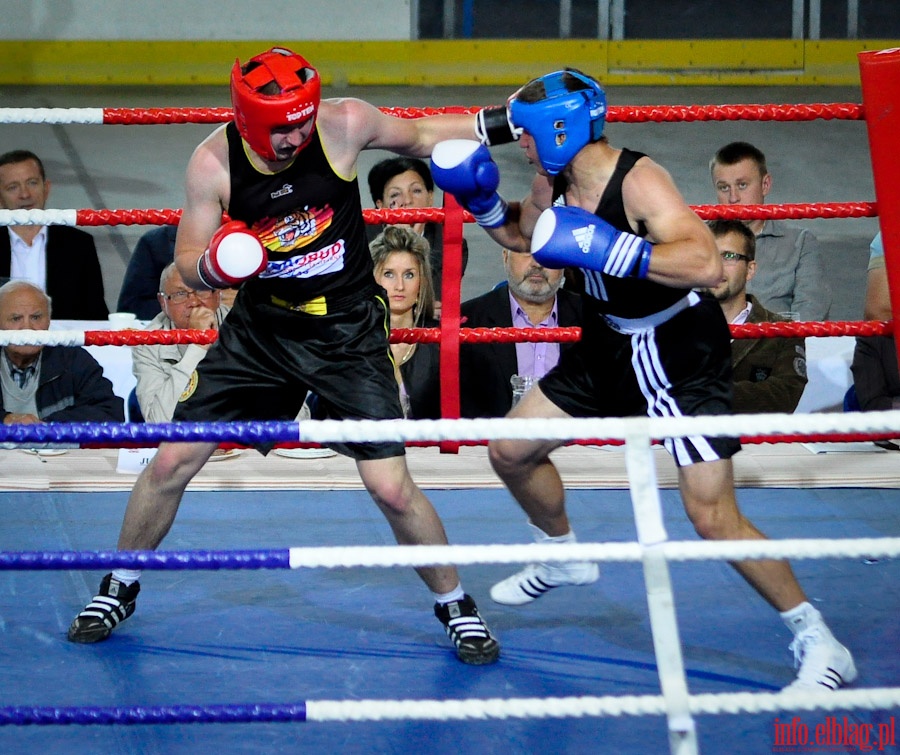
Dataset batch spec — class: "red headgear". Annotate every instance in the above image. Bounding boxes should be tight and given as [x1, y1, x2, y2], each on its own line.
[230, 47, 321, 162]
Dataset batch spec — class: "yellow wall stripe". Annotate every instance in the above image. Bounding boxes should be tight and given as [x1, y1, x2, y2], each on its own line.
[0, 39, 898, 86]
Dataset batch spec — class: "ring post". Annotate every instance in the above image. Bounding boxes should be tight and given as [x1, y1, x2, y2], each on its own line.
[438, 192, 464, 453]
[623, 421, 697, 755]
[859, 48, 900, 366]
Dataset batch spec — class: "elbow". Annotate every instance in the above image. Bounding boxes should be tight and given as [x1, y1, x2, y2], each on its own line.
[694, 255, 723, 289]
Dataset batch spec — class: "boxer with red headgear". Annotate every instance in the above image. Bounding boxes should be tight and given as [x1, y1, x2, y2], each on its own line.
[430, 68, 857, 693]
[67, 46, 503, 667]
[231, 47, 321, 162]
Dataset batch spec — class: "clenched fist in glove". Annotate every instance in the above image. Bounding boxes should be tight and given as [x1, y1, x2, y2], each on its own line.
[430, 140, 509, 228]
[196, 220, 268, 289]
[531, 205, 652, 279]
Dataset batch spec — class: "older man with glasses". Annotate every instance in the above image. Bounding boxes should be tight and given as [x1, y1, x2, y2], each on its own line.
[702, 219, 807, 414]
[130, 262, 229, 423]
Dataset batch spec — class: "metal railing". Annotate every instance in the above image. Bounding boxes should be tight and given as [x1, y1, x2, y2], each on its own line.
[424, 0, 865, 41]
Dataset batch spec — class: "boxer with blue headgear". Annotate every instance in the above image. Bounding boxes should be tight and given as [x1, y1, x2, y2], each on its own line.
[507, 69, 607, 175]
[428, 67, 855, 694]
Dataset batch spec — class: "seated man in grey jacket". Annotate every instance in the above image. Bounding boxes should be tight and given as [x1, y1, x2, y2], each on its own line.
[0, 280, 123, 425]
[132, 262, 229, 423]
[710, 141, 832, 321]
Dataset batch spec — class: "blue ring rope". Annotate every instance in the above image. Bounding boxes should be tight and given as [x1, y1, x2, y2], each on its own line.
[0, 549, 290, 570]
[0, 703, 308, 726]
[0, 420, 299, 445]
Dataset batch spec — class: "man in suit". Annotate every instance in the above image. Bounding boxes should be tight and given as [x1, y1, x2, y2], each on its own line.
[117, 225, 179, 321]
[0, 150, 108, 320]
[460, 248, 581, 417]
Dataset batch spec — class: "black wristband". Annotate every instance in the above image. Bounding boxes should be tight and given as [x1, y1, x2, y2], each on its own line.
[476, 106, 519, 146]
[196, 254, 223, 290]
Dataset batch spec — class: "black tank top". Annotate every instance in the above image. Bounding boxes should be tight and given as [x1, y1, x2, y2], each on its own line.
[553, 148, 686, 319]
[226, 121, 372, 304]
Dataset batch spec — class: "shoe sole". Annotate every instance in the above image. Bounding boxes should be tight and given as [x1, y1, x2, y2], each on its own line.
[67, 622, 113, 644]
[785, 647, 858, 691]
[457, 643, 501, 665]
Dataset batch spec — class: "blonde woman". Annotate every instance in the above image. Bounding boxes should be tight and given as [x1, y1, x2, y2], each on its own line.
[367, 156, 470, 318]
[370, 226, 441, 419]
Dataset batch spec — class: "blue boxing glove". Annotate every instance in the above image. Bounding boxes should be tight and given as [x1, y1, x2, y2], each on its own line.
[531, 205, 652, 279]
[430, 139, 509, 228]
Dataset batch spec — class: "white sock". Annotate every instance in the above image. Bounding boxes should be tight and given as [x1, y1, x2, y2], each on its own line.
[780, 601, 823, 636]
[433, 584, 465, 605]
[528, 520, 576, 544]
[112, 569, 142, 586]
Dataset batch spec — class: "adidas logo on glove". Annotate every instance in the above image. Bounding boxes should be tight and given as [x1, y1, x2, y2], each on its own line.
[572, 224, 595, 254]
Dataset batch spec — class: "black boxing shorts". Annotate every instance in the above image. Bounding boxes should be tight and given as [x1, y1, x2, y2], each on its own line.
[173, 286, 405, 461]
[538, 293, 741, 466]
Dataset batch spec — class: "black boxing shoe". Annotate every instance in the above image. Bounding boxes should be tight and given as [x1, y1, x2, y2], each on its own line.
[434, 594, 500, 665]
[67, 573, 140, 644]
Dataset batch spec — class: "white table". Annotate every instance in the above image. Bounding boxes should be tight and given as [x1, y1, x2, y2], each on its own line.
[794, 335, 855, 413]
[52, 320, 144, 413]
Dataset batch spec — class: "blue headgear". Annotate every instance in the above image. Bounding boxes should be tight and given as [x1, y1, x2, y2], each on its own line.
[508, 70, 607, 175]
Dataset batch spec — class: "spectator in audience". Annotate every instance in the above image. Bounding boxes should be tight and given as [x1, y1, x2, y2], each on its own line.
[117, 224, 237, 320]
[851, 331, 900, 416]
[851, 230, 900, 447]
[702, 220, 807, 414]
[710, 141, 831, 322]
[863, 231, 892, 321]
[0, 280, 123, 424]
[131, 262, 230, 423]
[460, 248, 581, 417]
[0, 150, 109, 320]
[368, 156, 469, 317]
[117, 225, 179, 320]
[370, 226, 440, 419]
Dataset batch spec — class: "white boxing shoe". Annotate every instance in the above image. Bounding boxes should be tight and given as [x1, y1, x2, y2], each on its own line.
[784, 623, 858, 691]
[490, 561, 599, 606]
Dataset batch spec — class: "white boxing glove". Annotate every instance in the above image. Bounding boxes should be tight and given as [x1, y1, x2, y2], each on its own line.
[196, 220, 268, 289]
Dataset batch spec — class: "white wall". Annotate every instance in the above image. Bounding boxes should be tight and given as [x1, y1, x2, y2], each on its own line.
[0, 1, 412, 41]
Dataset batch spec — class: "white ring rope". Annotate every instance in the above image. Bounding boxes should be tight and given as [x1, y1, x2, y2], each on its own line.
[304, 688, 900, 722]
[0, 108, 105, 124]
[0, 209, 78, 226]
[288, 410, 900, 445]
[0, 330, 86, 346]
[282, 539, 900, 570]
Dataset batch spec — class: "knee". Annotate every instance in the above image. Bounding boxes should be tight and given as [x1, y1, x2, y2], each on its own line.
[488, 439, 526, 478]
[687, 508, 720, 540]
[684, 497, 740, 541]
[367, 476, 414, 516]
[145, 445, 205, 488]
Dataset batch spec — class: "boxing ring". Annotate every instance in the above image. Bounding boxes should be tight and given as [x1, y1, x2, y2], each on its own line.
[1, 50, 899, 755]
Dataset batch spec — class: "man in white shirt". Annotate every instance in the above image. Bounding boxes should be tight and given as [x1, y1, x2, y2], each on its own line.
[0, 150, 108, 319]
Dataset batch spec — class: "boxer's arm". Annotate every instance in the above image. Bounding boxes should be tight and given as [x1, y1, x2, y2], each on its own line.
[479, 174, 552, 254]
[175, 128, 232, 288]
[622, 159, 721, 288]
[325, 97, 480, 159]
